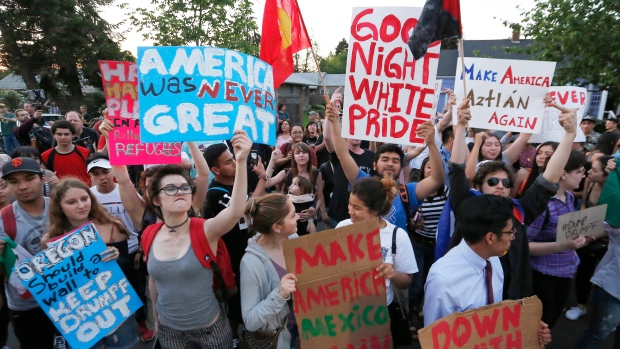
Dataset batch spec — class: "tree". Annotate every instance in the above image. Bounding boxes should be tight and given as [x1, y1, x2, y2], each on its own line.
[319, 38, 348, 74]
[0, 0, 131, 99]
[510, 0, 620, 98]
[125, 0, 260, 56]
[294, 40, 320, 73]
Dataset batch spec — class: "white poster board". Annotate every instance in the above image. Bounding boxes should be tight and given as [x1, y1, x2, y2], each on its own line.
[343, 7, 440, 146]
[529, 86, 587, 143]
[454, 57, 556, 133]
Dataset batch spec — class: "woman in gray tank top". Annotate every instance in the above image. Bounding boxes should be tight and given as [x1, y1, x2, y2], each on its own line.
[145, 132, 251, 349]
[240, 194, 300, 349]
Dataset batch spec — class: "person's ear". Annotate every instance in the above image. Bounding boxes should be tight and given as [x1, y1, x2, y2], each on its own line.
[373, 161, 377, 171]
[271, 222, 282, 234]
[485, 232, 496, 245]
[212, 166, 220, 176]
[560, 170, 567, 180]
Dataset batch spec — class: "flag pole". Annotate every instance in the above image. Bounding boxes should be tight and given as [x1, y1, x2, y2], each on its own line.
[458, 38, 468, 97]
[293, 0, 331, 104]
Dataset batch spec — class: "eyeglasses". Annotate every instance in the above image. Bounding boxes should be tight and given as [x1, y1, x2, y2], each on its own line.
[486, 177, 513, 188]
[159, 184, 193, 196]
[501, 226, 517, 239]
[291, 132, 304, 135]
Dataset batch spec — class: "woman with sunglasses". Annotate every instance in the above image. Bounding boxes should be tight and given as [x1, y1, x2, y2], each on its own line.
[526, 150, 588, 328]
[440, 98, 578, 302]
[144, 131, 251, 349]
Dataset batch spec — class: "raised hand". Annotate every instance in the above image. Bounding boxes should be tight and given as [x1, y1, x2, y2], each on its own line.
[231, 130, 252, 163]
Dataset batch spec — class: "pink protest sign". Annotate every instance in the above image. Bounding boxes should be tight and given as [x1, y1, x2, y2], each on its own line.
[99, 60, 182, 165]
[107, 117, 182, 165]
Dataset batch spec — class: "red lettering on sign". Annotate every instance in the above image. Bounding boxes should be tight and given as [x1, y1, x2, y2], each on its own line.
[431, 320, 451, 349]
[502, 304, 521, 331]
[197, 80, 220, 99]
[472, 309, 500, 338]
[224, 81, 239, 102]
[347, 233, 366, 262]
[452, 316, 472, 346]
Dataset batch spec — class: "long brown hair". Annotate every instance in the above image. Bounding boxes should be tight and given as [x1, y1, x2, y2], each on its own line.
[290, 142, 314, 178]
[245, 193, 289, 237]
[48, 178, 129, 240]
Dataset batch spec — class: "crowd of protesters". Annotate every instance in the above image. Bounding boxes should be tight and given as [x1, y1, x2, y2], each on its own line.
[0, 90, 617, 349]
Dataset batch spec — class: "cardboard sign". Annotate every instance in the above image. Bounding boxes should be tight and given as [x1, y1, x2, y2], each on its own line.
[15, 223, 142, 349]
[419, 296, 543, 349]
[454, 57, 556, 133]
[137, 46, 277, 145]
[99, 61, 140, 119]
[107, 117, 182, 165]
[529, 86, 587, 143]
[556, 204, 607, 243]
[283, 220, 392, 349]
[343, 7, 440, 146]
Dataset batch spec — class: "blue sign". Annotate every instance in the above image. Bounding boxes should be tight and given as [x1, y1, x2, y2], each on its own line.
[14, 223, 142, 349]
[137, 46, 277, 145]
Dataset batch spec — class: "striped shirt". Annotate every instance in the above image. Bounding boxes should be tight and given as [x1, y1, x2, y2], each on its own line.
[415, 186, 450, 239]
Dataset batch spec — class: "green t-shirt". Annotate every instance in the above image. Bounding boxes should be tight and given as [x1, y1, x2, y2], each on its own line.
[0, 113, 16, 136]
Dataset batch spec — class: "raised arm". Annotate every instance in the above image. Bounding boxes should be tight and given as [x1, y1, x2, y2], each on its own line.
[542, 104, 578, 183]
[323, 87, 342, 153]
[204, 131, 251, 242]
[326, 103, 361, 184]
[503, 132, 532, 165]
[187, 142, 210, 213]
[404, 146, 426, 163]
[435, 89, 456, 132]
[465, 132, 485, 181]
[415, 121, 445, 201]
[450, 99, 471, 165]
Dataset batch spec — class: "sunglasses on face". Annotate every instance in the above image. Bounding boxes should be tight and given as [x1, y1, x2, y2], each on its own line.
[486, 177, 513, 188]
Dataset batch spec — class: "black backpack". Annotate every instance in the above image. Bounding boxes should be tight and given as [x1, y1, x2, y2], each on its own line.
[29, 127, 54, 153]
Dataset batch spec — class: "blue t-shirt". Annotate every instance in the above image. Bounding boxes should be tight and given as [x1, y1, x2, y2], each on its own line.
[356, 170, 419, 231]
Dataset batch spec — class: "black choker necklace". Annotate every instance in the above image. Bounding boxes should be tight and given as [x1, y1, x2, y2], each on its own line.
[165, 216, 189, 232]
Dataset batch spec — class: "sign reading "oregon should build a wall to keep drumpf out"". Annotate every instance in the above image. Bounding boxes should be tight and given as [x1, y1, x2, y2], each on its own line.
[137, 47, 277, 146]
[283, 220, 391, 349]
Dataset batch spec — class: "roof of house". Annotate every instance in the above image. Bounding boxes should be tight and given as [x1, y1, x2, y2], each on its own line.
[437, 39, 536, 77]
[284, 72, 346, 87]
[0, 72, 99, 94]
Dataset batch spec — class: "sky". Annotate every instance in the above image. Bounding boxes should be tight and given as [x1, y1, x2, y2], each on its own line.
[101, 0, 537, 57]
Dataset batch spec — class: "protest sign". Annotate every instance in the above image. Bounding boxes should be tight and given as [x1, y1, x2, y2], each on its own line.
[99, 61, 140, 119]
[556, 204, 607, 244]
[107, 117, 182, 165]
[100, 61, 182, 165]
[137, 47, 277, 145]
[15, 223, 142, 349]
[419, 296, 543, 349]
[454, 57, 556, 133]
[283, 220, 391, 349]
[343, 7, 440, 146]
[529, 86, 587, 143]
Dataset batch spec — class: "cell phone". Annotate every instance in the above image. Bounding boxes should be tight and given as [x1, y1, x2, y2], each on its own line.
[413, 211, 422, 223]
[248, 150, 258, 166]
[35, 104, 42, 111]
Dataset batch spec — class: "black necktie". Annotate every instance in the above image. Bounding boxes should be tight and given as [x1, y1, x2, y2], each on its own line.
[485, 260, 494, 304]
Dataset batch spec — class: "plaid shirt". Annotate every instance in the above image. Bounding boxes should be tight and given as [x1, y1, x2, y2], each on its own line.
[526, 191, 580, 278]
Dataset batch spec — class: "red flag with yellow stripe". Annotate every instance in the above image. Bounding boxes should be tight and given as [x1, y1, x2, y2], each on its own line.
[260, 0, 311, 89]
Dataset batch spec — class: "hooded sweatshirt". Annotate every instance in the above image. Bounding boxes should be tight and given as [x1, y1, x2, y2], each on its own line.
[240, 234, 292, 349]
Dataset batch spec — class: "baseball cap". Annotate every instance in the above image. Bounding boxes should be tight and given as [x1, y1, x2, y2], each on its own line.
[87, 158, 111, 173]
[0, 103, 6, 108]
[2, 158, 43, 179]
[309, 111, 316, 115]
[581, 115, 596, 122]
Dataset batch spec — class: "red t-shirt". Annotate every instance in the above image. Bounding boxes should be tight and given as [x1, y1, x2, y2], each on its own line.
[278, 142, 318, 167]
[41, 146, 91, 185]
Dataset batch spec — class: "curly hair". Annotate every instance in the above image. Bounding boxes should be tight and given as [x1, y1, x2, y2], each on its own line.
[48, 178, 128, 240]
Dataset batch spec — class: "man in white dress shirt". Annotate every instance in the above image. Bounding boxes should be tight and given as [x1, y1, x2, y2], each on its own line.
[423, 195, 551, 346]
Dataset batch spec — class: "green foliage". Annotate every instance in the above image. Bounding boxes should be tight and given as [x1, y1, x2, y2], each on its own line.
[0, 0, 130, 98]
[125, 0, 260, 56]
[509, 0, 620, 99]
[319, 38, 348, 74]
[0, 89, 25, 110]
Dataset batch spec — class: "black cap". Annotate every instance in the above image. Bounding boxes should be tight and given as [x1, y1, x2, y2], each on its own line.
[581, 115, 596, 123]
[2, 158, 43, 179]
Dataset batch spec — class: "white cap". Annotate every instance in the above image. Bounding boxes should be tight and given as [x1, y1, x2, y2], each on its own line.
[87, 158, 111, 173]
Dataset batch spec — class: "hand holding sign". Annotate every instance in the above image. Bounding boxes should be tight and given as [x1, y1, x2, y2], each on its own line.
[375, 263, 396, 280]
[416, 121, 436, 144]
[99, 119, 113, 138]
[231, 130, 252, 163]
[325, 103, 339, 123]
[456, 98, 472, 127]
[278, 273, 297, 299]
[563, 235, 587, 250]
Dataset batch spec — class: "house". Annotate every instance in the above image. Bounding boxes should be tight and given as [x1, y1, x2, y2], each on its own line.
[277, 73, 345, 124]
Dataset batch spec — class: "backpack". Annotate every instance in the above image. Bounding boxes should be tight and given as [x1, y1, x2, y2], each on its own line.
[1, 205, 16, 240]
[29, 127, 54, 153]
[45, 147, 86, 173]
[397, 183, 416, 233]
[141, 217, 237, 302]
